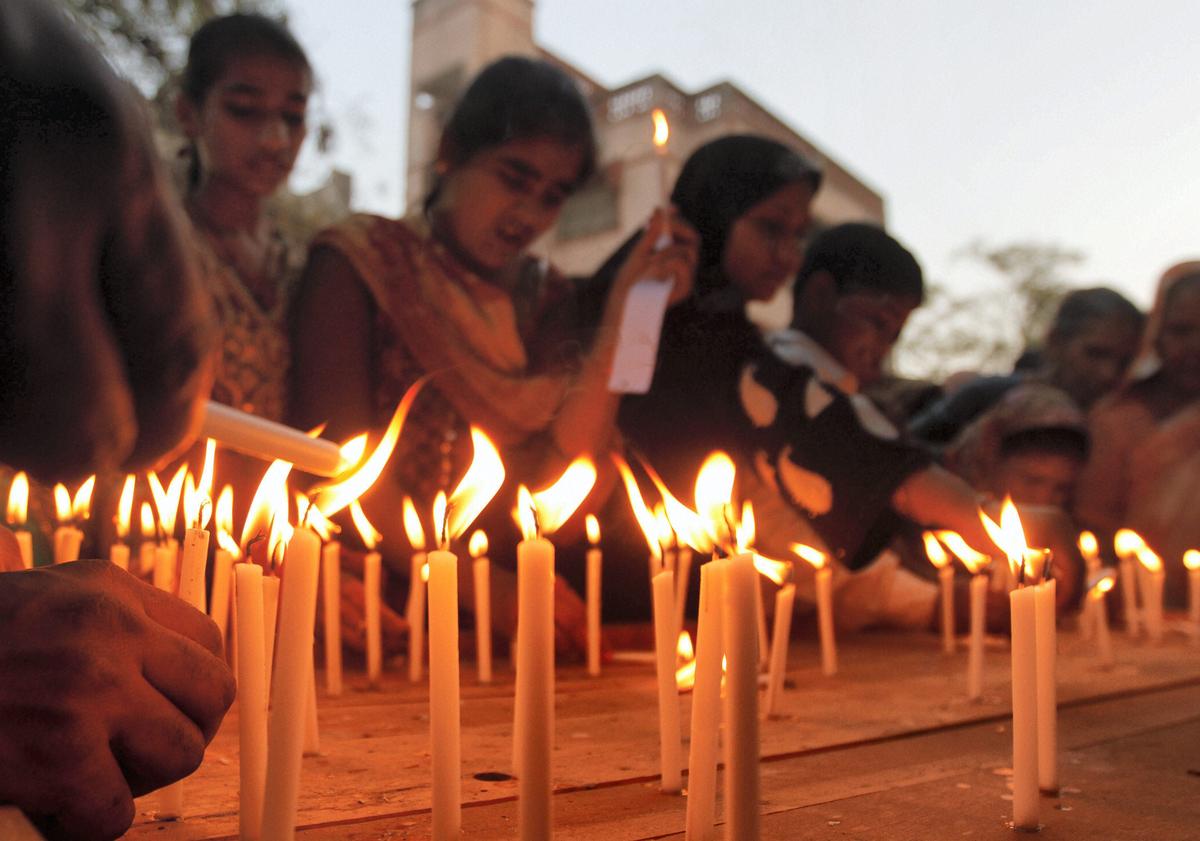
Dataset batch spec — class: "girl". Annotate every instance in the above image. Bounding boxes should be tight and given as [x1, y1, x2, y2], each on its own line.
[290, 56, 697, 656]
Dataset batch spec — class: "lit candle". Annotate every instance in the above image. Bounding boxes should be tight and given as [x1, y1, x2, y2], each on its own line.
[923, 532, 956, 653]
[764, 577, 796, 718]
[138, 502, 156, 576]
[685, 559, 726, 841]
[1134, 544, 1165, 644]
[651, 107, 671, 210]
[349, 501, 384, 688]
[1077, 532, 1102, 640]
[674, 544, 693, 640]
[514, 457, 596, 841]
[212, 486, 239, 652]
[1185, 550, 1200, 630]
[585, 515, 602, 677]
[320, 539, 342, 696]
[469, 529, 493, 684]
[260, 525, 321, 841]
[52, 476, 93, 564]
[981, 501, 1039, 830]
[104, 474, 132, 570]
[741, 503, 771, 671]
[792, 542, 836, 676]
[651, 564, 683, 792]
[1086, 570, 1116, 667]
[403, 496, 428, 684]
[199, 400, 348, 478]
[724, 550, 761, 841]
[1028, 549, 1058, 796]
[262, 574, 280, 687]
[936, 530, 992, 700]
[1114, 529, 1144, 637]
[235, 562, 268, 841]
[5, 472, 32, 569]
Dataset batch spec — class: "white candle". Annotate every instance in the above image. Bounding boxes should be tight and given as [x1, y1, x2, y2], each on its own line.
[199, 400, 346, 478]
[235, 563, 268, 841]
[753, 573, 769, 670]
[321, 542, 342, 695]
[1118, 555, 1140, 637]
[408, 552, 427, 683]
[152, 543, 176, 594]
[57, 527, 82, 564]
[685, 560, 725, 841]
[816, 566, 837, 676]
[585, 515, 602, 678]
[1136, 551, 1165, 644]
[1035, 579, 1057, 794]
[138, 542, 156, 578]
[673, 546, 693, 641]
[427, 547, 462, 840]
[263, 575, 281, 691]
[938, 565, 956, 654]
[1092, 586, 1114, 667]
[764, 582, 795, 718]
[261, 527, 321, 841]
[109, 541, 129, 571]
[303, 658, 320, 757]
[470, 530, 493, 685]
[1187, 551, 1200, 628]
[5, 473, 32, 569]
[14, 531, 32, 569]
[1009, 585, 1040, 831]
[651, 568, 683, 793]
[212, 548, 235, 645]
[364, 550, 382, 687]
[967, 574, 987, 700]
[515, 534, 555, 841]
[723, 553, 760, 841]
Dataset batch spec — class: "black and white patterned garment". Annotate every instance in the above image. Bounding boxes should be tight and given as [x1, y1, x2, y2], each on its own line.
[740, 330, 932, 569]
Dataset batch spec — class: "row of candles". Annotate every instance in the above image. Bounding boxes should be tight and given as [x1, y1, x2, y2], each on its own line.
[5, 442, 1200, 838]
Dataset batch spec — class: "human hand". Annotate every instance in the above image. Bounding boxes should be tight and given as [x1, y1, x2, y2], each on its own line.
[610, 207, 699, 309]
[0, 560, 235, 841]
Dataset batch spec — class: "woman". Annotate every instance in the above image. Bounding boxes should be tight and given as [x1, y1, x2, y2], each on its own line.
[291, 56, 697, 655]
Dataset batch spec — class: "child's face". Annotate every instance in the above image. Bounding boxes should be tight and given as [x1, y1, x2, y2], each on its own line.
[721, 181, 815, 302]
[181, 54, 311, 198]
[827, 291, 917, 386]
[996, 451, 1081, 508]
[1046, 316, 1140, 408]
[1157, 283, 1200, 398]
[433, 136, 584, 275]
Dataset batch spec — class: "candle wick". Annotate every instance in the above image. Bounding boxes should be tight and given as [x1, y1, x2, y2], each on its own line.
[529, 502, 542, 540]
[244, 529, 266, 559]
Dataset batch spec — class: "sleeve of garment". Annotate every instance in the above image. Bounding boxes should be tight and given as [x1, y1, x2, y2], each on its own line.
[741, 352, 933, 569]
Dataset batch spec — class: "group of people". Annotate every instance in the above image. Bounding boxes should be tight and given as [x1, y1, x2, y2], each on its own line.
[2, 4, 1197, 839]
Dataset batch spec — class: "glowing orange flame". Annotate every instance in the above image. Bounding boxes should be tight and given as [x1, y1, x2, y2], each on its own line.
[529, 455, 595, 537]
[140, 502, 156, 540]
[469, 529, 488, 559]
[349, 500, 381, 551]
[516, 485, 539, 543]
[736, 501, 755, 553]
[310, 383, 424, 519]
[296, 491, 336, 542]
[240, 460, 293, 550]
[1185, 550, 1200, 572]
[268, 517, 293, 569]
[53, 484, 70, 523]
[148, 465, 187, 535]
[790, 542, 827, 570]
[753, 552, 791, 586]
[1090, 574, 1116, 597]
[695, 452, 737, 549]
[934, 530, 991, 574]
[215, 485, 239, 557]
[115, 475, 135, 539]
[338, 434, 368, 469]
[433, 491, 448, 547]
[653, 502, 673, 550]
[1114, 528, 1146, 561]
[1078, 531, 1100, 560]
[636, 456, 713, 554]
[675, 630, 695, 690]
[1135, 545, 1163, 573]
[402, 496, 426, 552]
[612, 452, 662, 561]
[421, 562, 431, 583]
[980, 498, 1028, 578]
[182, 439, 216, 530]
[585, 514, 600, 546]
[651, 108, 669, 149]
[922, 531, 950, 569]
[445, 427, 506, 543]
[72, 475, 95, 520]
[6, 472, 28, 525]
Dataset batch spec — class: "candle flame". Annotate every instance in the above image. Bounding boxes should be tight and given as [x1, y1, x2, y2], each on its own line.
[675, 630, 695, 691]
[1090, 573, 1116, 597]
[980, 498, 1028, 579]
[585, 514, 600, 546]
[444, 427, 506, 542]
[934, 530, 991, 574]
[612, 453, 662, 561]
[53, 483, 71, 523]
[6, 472, 28, 524]
[402, 496, 426, 551]
[339, 433, 368, 469]
[348, 500, 381, 551]
[433, 491, 448, 548]
[922, 531, 951, 569]
[736, 501, 755, 553]
[530, 455, 595, 536]
[1134, 545, 1163, 573]
[296, 491, 336, 541]
[635, 455, 714, 554]
[182, 474, 211, 531]
[677, 629, 694, 660]
[695, 452, 737, 550]
[1113, 528, 1146, 561]
[115, 474, 135, 539]
[790, 542, 827, 570]
[310, 380, 424, 518]
[1078, 530, 1100, 560]
[1184, 549, 1200, 572]
[421, 561, 431, 583]
[268, 516, 293, 569]
[469, 529, 488, 559]
[753, 553, 791, 586]
[215, 485, 239, 557]
[72, 475, 95, 520]
[516, 485, 538, 543]
[240, 460, 293, 551]
[654, 502, 673, 551]
[140, 502, 156, 540]
[651, 108, 669, 149]
[148, 465, 187, 535]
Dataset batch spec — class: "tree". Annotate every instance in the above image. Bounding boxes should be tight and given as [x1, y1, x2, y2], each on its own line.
[892, 240, 1083, 382]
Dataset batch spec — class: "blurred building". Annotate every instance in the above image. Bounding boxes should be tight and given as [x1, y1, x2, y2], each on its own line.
[407, 0, 885, 290]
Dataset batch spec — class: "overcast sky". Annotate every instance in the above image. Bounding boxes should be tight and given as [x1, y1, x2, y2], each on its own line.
[285, 0, 1199, 310]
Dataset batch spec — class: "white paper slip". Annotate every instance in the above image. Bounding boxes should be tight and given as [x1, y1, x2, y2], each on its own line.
[607, 277, 673, 394]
